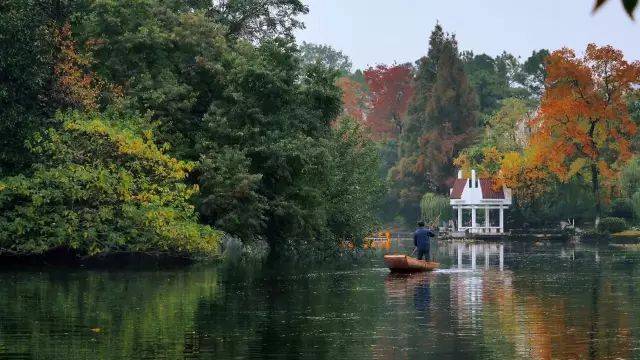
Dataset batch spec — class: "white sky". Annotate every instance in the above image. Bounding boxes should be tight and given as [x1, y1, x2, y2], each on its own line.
[295, 0, 640, 70]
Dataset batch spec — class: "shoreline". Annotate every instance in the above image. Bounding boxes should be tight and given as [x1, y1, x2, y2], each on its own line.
[0, 247, 204, 270]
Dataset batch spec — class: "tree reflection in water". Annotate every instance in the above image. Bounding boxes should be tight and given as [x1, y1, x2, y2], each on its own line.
[1, 244, 640, 359]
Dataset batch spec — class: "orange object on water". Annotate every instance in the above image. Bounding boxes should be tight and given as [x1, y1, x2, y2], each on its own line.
[383, 255, 439, 272]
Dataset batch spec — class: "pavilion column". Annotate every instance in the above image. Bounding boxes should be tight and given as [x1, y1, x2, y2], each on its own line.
[499, 206, 504, 233]
[471, 244, 476, 270]
[484, 207, 490, 232]
[471, 206, 477, 232]
[457, 206, 462, 231]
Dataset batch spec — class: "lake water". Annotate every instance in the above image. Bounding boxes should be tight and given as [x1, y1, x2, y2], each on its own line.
[1, 241, 640, 359]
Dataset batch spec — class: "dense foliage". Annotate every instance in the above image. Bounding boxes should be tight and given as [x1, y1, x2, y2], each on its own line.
[0, 0, 382, 258]
[0, 1, 66, 175]
[420, 193, 451, 226]
[3, 0, 639, 259]
[0, 112, 221, 256]
[364, 64, 414, 140]
[597, 217, 628, 233]
[529, 45, 639, 217]
[454, 44, 640, 228]
[388, 25, 479, 223]
[299, 42, 352, 74]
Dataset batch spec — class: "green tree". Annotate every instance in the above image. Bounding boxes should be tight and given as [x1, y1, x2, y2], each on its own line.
[628, 90, 640, 151]
[390, 24, 479, 222]
[484, 97, 532, 152]
[0, 1, 59, 175]
[420, 41, 479, 190]
[208, 0, 308, 41]
[420, 193, 451, 225]
[462, 50, 544, 117]
[299, 41, 353, 74]
[73, 1, 232, 158]
[620, 157, 640, 197]
[197, 147, 267, 241]
[462, 52, 515, 115]
[0, 112, 221, 257]
[517, 49, 550, 98]
[1, 0, 384, 256]
[389, 24, 449, 221]
[326, 118, 384, 246]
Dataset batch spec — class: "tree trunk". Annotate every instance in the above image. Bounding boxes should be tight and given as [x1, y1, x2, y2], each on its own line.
[393, 113, 402, 135]
[588, 120, 601, 227]
[591, 163, 601, 227]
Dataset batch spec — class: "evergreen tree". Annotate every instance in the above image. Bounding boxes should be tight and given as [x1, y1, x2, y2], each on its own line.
[518, 49, 550, 98]
[398, 24, 454, 159]
[390, 24, 479, 222]
[422, 42, 479, 189]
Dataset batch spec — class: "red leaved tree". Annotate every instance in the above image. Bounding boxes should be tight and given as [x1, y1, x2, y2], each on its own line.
[364, 64, 414, 140]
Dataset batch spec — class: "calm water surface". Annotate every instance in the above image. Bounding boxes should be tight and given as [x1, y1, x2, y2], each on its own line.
[2, 241, 640, 359]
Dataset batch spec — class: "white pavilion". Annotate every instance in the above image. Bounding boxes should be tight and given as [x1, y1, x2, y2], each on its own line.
[449, 169, 512, 234]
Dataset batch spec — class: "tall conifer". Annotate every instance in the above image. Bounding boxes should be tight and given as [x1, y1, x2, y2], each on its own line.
[391, 24, 479, 222]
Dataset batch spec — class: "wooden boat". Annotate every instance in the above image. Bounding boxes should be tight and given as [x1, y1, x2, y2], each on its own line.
[383, 254, 439, 272]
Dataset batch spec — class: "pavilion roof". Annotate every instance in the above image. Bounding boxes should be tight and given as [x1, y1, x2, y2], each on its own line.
[449, 177, 505, 200]
[450, 178, 467, 199]
[479, 178, 505, 199]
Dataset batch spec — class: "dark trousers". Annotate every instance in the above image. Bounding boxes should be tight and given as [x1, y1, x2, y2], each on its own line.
[417, 248, 430, 260]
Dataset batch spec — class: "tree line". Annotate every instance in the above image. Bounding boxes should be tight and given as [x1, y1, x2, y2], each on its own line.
[2, 1, 640, 261]
[324, 24, 640, 230]
[0, 0, 382, 259]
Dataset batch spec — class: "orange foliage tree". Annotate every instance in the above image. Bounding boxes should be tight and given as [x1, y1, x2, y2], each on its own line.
[53, 23, 102, 110]
[530, 44, 640, 216]
[336, 76, 368, 124]
[498, 151, 551, 205]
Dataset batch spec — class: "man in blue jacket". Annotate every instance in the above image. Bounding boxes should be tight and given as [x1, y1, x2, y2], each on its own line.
[414, 221, 435, 260]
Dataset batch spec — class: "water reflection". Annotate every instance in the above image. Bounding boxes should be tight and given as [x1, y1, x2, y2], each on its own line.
[444, 242, 504, 271]
[384, 273, 432, 313]
[0, 269, 219, 359]
[1, 243, 640, 359]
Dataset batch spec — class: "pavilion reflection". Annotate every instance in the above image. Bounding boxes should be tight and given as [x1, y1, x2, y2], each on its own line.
[437, 242, 505, 271]
[378, 243, 635, 359]
[480, 265, 631, 358]
[439, 243, 632, 359]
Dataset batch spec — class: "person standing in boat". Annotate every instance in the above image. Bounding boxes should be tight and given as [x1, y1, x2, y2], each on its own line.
[413, 221, 435, 261]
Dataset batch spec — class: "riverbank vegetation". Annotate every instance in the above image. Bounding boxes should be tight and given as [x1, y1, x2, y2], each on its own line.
[2, 1, 640, 262]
